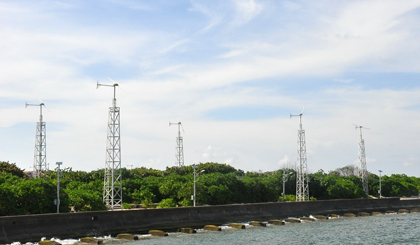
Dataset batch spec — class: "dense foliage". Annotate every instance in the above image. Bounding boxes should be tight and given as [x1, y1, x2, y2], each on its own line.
[0, 161, 25, 178]
[0, 161, 419, 216]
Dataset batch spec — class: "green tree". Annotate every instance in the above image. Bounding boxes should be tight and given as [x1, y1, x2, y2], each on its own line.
[157, 198, 176, 208]
[0, 161, 25, 178]
[65, 181, 106, 212]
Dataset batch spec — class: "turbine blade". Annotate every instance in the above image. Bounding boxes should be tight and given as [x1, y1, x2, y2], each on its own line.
[42, 103, 50, 112]
[180, 122, 185, 133]
[37, 96, 43, 104]
[37, 97, 49, 111]
[301, 106, 305, 114]
[117, 84, 126, 91]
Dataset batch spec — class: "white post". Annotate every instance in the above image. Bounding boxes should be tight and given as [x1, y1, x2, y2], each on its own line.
[193, 165, 197, 207]
[282, 168, 286, 201]
[56, 162, 62, 213]
[379, 170, 382, 199]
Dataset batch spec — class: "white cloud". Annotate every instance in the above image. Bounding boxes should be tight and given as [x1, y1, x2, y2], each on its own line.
[1, 0, 420, 178]
[403, 157, 419, 167]
[278, 155, 293, 169]
[189, 0, 226, 32]
[231, 0, 263, 26]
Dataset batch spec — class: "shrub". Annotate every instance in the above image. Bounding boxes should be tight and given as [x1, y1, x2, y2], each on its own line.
[157, 198, 176, 208]
[122, 203, 132, 209]
[178, 198, 192, 207]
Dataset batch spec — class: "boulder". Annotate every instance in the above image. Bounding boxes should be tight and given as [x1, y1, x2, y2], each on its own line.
[80, 237, 103, 244]
[300, 217, 316, 222]
[268, 220, 285, 225]
[116, 234, 138, 240]
[177, 228, 197, 234]
[149, 230, 168, 236]
[285, 218, 301, 223]
[358, 212, 370, 217]
[249, 221, 266, 227]
[343, 213, 356, 217]
[313, 215, 327, 220]
[203, 225, 222, 231]
[229, 223, 245, 229]
[39, 240, 61, 245]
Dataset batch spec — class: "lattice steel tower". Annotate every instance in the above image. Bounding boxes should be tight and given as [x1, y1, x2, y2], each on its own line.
[354, 125, 369, 196]
[290, 108, 309, 201]
[97, 80, 122, 210]
[26, 101, 48, 178]
[169, 121, 184, 167]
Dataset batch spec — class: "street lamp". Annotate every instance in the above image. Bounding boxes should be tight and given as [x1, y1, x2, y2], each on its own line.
[192, 165, 205, 207]
[282, 168, 292, 201]
[378, 170, 382, 199]
[56, 162, 63, 213]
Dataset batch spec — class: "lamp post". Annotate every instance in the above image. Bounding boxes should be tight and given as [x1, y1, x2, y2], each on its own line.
[193, 165, 205, 207]
[56, 162, 62, 213]
[378, 170, 382, 199]
[282, 168, 292, 201]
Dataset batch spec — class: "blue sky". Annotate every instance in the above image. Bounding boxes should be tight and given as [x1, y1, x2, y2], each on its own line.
[1, 0, 420, 177]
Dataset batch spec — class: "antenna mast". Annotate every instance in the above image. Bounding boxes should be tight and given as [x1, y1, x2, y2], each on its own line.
[354, 124, 369, 196]
[25, 100, 48, 178]
[290, 107, 309, 201]
[97, 79, 122, 210]
[169, 121, 184, 167]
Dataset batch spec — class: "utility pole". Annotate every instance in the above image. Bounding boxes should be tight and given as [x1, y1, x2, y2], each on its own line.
[192, 165, 205, 207]
[354, 125, 370, 196]
[290, 108, 309, 201]
[26, 100, 48, 178]
[169, 121, 184, 167]
[98, 79, 122, 210]
[56, 162, 62, 213]
[193, 165, 197, 206]
[378, 170, 382, 198]
[282, 168, 292, 201]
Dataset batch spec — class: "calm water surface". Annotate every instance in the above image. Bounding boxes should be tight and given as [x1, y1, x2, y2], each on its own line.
[128, 213, 420, 245]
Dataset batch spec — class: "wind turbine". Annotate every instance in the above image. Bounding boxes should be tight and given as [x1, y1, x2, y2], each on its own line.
[290, 107, 309, 201]
[353, 124, 370, 196]
[25, 99, 48, 178]
[97, 79, 123, 210]
[169, 121, 184, 167]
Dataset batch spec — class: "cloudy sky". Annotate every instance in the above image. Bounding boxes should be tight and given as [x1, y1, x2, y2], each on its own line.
[1, 0, 420, 176]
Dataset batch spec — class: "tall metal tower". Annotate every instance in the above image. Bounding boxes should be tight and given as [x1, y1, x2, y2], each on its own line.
[354, 125, 369, 196]
[97, 79, 122, 210]
[169, 121, 184, 167]
[26, 101, 48, 178]
[290, 108, 309, 201]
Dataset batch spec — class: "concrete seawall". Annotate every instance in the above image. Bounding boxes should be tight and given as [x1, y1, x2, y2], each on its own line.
[1, 198, 420, 243]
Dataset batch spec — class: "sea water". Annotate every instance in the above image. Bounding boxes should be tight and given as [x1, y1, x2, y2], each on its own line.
[11, 213, 420, 245]
[125, 213, 420, 245]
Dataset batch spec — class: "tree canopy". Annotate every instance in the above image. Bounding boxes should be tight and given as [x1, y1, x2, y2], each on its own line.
[0, 161, 419, 216]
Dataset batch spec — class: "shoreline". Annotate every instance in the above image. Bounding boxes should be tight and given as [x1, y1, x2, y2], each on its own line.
[1, 198, 420, 243]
